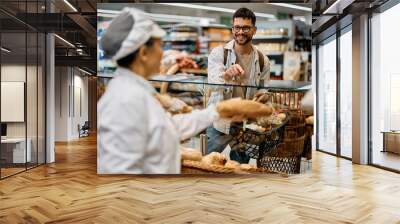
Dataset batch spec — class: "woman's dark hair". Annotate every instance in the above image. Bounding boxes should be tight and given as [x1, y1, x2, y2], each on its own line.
[116, 38, 156, 68]
[233, 8, 256, 26]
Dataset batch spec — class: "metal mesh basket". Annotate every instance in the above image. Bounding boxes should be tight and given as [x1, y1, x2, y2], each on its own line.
[229, 113, 289, 159]
[259, 135, 306, 174]
[258, 109, 307, 174]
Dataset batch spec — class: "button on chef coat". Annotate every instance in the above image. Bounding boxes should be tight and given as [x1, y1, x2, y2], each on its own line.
[97, 67, 219, 174]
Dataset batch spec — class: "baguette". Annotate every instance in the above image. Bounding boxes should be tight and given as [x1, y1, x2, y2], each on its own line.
[216, 99, 273, 119]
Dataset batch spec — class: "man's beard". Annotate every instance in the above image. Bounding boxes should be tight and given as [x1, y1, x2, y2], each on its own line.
[234, 34, 252, 45]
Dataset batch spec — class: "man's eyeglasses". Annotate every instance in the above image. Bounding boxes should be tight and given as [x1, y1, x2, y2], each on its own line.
[232, 26, 254, 33]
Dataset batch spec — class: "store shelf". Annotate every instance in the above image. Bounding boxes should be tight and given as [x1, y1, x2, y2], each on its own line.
[163, 38, 197, 42]
[266, 52, 284, 56]
[202, 39, 230, 42]
[253, 35, 290, 41]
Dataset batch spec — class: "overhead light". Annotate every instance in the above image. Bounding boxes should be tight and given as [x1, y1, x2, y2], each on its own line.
[1, 47, 11, 53]
[269, 3, 312, 12]
[150, 12, 215, 24]
[63, 0, 78, 12]
[54, 34, 75, 48]
[158, 3, 276, 19]
[78, 67, 93, 76]
[97, 9, 216, 24]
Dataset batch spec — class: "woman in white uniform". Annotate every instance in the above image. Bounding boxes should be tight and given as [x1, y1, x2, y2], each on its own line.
[97, 8, 271, 174]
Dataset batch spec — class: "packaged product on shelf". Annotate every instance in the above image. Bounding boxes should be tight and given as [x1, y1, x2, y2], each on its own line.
[283, 51, 301, 81]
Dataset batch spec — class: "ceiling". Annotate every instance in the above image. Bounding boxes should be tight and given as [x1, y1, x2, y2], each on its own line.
[0, 0, 97, 74]
[98, 3, 312, 24]
[311, 0, 390, 43]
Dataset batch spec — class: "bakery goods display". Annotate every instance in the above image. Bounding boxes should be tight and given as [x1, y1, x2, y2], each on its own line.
[180, 150, 272, 174]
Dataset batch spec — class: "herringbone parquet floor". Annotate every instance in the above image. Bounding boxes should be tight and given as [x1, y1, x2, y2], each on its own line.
[1, 135, 400, 223]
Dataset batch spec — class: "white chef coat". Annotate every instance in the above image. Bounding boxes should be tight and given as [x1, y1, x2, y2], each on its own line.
[97, 67, 219, 174]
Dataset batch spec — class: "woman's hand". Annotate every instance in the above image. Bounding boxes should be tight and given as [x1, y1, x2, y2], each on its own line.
[216, 98, 273, 121]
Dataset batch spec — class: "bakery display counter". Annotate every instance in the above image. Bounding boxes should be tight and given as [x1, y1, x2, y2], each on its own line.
[151, 78, 313, 174]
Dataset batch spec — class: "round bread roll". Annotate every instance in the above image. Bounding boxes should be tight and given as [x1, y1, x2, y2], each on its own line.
[181, 148, 202, 161]
[277, 113, 286, 121]
[202, 152, 227, 166]
[306, 116, 314, 125]
[224, 160, 240, 170]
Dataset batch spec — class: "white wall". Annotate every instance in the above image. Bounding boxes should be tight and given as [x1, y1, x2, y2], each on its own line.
[1, 65, 37, 138]
[55, 67, 89, 141]
[1, 64, 46, 164]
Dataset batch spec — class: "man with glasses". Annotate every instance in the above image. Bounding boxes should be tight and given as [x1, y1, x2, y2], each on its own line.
[207, 7, 270, 163]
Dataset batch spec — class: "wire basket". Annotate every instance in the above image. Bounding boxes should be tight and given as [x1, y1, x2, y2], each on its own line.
[229, 113, 289, 159]
[259, 135, 306, 174]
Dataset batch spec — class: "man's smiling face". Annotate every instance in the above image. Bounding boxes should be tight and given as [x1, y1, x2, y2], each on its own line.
[232, 17, 256, 46]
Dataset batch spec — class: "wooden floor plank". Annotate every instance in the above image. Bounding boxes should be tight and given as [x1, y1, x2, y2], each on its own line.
[0, 135, 400, 223]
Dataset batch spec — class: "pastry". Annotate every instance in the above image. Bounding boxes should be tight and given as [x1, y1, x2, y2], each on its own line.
[224, 160, 240, 170]
[256, 113, 285, 127]
[181, 148, 202, 161]
[216, 99, 273, 119]
[202, 152, 227, 166]
[277, 113, 286, 120]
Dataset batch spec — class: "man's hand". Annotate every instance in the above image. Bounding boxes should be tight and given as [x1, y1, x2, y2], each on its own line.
[223, 64, 245, 81]
[253, 91, 270, 104]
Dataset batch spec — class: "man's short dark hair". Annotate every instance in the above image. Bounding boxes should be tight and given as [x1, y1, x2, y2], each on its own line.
[233, 8, 256, 26]
[116, 38, 155, 68]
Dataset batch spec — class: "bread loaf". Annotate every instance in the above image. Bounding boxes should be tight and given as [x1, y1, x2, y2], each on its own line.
[217, 99, 273, 119]
[181, 148, 202, 161]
